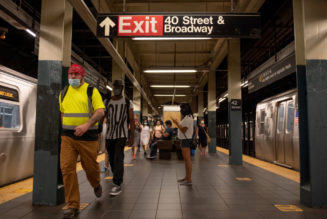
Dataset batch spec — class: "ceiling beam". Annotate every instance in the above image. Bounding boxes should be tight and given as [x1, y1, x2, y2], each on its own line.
[68, 0, 158, 114]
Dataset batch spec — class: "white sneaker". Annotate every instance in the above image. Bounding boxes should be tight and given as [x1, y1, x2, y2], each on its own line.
[109, 186, 122, 196]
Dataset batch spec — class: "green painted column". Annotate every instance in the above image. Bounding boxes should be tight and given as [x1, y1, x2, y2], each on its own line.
[228, 39, 242, 165]
[208, 69, 216, 153]
[33, 0, 70, 205]
[293, 0, 327, 208]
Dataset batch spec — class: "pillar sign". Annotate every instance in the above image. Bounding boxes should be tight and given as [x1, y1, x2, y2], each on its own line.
[97, 13, 260, 38]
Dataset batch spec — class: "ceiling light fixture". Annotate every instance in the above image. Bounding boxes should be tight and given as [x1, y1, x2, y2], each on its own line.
[132, 37, 212, 41]
[154, 94, 186, 97]
[26, 29, 36, 37]
[150, 85, 191, 88]
[144, 69, 197, 73]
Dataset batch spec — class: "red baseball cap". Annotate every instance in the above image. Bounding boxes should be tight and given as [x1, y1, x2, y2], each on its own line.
[68, 64, 85, 76]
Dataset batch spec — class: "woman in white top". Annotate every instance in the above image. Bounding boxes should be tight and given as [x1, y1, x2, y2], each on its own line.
[172, 103, 194, 186]
[140, 119, 151, 155]
[152, 120, 165, 140]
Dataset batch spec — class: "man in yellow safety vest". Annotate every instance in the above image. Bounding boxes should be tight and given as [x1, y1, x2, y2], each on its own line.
[59, 63, 105, 219]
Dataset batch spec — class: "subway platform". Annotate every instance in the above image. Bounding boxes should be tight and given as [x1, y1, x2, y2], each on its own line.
[1, 148, 327, 219]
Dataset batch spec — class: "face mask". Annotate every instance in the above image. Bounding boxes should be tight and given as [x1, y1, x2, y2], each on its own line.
[69, 79, 81, 88]
[113, 87, 122, 96]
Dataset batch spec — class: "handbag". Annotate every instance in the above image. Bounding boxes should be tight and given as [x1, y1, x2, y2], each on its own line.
[201, 126, 211, 144]
[181, 131, 197, 150]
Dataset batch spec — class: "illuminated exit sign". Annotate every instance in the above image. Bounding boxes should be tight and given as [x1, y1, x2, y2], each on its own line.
[96, 13, 261, 38]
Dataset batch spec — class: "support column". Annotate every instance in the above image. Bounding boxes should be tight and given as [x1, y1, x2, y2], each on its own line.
[293, 0, 327, 208]
[33, 0, 68, 205]
[133, 70, 141, 117]
[142, 96, 148, 119]
[208, 70, 216, 153]
[62, 2, 73, 87]
[228, 39, 242, 165]
[198, 87, 204, 118]
[112, 39, 125, 82]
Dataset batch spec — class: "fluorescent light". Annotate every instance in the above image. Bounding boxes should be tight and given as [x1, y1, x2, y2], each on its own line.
[26, 29, 36, 37]
[150, 85, 191, 88]
[241, 81, 248, 87]
[219, 97, 226, 103]
[106, 85, 112, 91]
[224, 93, 228, 98]
[154, 94, 186, 97]
[132, 37, 212, 41]
[144, 69, 197, 73]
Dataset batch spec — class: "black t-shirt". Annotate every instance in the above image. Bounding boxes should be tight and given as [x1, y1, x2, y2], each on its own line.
[163, 127, 174, 140]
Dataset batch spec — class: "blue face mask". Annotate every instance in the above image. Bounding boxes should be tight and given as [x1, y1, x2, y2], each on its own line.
[69, 79, 81, 88]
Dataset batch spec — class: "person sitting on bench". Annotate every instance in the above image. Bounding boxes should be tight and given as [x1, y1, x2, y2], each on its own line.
[147, 120, 174, 159]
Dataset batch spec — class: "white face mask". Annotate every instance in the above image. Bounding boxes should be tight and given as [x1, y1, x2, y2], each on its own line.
[69, 79, 81, 88]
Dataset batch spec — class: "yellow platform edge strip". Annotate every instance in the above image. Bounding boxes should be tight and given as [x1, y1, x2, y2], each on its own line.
[217, 146, 300, 183]
[0, 147, 132, 205]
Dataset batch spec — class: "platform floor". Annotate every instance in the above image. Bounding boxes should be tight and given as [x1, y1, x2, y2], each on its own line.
[1, 149, 327, 219]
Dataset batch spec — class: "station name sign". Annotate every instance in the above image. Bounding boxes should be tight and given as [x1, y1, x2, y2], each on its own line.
[97, 13, 260, 38]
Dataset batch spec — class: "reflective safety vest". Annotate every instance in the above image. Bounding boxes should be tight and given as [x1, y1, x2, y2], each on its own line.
[59, 83, 103, 131]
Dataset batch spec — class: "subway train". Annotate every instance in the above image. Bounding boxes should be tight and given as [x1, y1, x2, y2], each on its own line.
[255, 89, 300, 170]
[0, 65, 37, 186]
[218, 89, 300, 170]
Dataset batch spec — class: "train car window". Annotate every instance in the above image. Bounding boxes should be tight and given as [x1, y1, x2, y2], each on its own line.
[286, 101, 295, 133]
[259, 110, 265, 134]
[277, 103, 285, 133]
[0, 102, 21, 129]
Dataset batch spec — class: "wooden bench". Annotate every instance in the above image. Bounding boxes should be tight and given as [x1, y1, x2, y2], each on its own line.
[157, 140, 173, 159]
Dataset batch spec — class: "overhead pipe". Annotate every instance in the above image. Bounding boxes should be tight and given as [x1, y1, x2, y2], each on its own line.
[68, 0, 158, 114]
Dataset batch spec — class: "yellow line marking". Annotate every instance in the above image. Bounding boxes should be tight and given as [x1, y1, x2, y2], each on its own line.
[217, 164, 229, 167]
[217, 147, 300, 183]
[79, 203, 89, 210]
[274, 205, 303, 212]
[124, 164, 134, 167]
[236, 177, 252, 181]
[0, 147, 132, 205]
[104, 176, 113, 180]
[62, 203, 88, 210]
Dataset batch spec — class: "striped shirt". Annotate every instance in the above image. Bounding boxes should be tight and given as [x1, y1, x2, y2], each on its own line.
[105, 97, 133, 139]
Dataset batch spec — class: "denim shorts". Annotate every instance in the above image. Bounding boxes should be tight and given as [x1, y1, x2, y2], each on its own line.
[181, 139, 192, 148]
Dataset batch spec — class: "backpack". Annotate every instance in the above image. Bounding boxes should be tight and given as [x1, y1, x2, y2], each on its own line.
[60, 85, 104, 134]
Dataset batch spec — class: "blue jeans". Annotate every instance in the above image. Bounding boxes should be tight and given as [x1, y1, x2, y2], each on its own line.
[149, 142, 158, 157]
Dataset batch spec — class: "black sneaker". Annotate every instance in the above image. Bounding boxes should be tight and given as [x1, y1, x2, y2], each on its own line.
[109, 186, 122, 196]
[62, 208, 78, 219]
[94, 184, 102, 198]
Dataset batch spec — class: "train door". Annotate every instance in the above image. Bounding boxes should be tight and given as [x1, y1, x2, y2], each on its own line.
[275, 100, 294, 167]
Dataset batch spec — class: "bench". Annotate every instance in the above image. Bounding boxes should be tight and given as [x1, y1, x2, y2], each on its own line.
[157, 140, 173, 159]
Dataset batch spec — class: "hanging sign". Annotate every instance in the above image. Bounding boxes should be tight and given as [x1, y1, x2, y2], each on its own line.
[97, 13, 260, 38]
[248, 53, 296, 93]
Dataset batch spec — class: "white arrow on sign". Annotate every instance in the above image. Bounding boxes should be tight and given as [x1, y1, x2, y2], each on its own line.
[99, 17, 116, 36]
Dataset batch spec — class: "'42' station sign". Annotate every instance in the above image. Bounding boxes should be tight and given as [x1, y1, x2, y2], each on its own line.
[97, 13, 260, 38]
